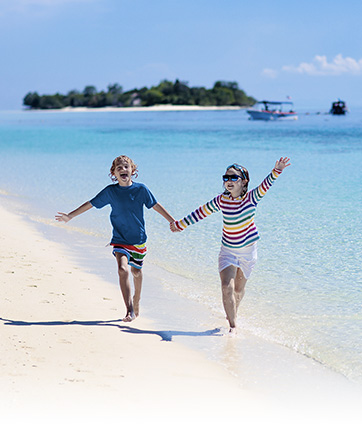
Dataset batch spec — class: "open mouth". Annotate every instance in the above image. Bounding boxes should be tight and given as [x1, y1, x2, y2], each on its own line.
[120, 174, 128, 180]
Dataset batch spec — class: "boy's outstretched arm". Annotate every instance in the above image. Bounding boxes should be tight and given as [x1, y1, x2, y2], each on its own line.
[152, 203, 175, 225]
[55, 201, 93, 223]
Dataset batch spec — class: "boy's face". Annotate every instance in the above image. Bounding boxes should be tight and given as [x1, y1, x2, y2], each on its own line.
[113, 160, 133, 186]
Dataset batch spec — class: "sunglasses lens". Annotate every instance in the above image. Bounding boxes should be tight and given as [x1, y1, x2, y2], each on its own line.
[223, 175, 240, 182]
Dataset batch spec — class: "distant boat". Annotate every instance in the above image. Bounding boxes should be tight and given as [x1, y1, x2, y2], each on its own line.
[329, 100, 348, 115]
[247, 100, 298, 121]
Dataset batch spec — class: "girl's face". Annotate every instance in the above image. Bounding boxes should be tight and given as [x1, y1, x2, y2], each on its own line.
[223, 167, 247, 197]
[113, 160, 134, 186]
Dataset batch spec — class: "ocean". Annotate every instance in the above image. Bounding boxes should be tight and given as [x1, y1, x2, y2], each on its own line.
[0, 107, 361, 384]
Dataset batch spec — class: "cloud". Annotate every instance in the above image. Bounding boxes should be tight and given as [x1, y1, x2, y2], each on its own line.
[261, 68, 278, 79]
[282, 54, 362, 76]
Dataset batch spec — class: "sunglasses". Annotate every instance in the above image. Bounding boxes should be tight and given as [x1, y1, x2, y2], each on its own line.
[222, 174, 242, 182]
[226, 163, 247, 180]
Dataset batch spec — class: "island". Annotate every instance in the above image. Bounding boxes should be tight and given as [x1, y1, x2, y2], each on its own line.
[23, 80, 256, 110]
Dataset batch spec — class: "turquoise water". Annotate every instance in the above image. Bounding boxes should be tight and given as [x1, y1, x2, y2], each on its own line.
[1, 108, 362, 383]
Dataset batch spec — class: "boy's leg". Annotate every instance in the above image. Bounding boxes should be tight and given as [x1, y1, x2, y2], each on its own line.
[131, 267, 143, 317]
[219, 265, 238, 330]
[115, 252, 135, 322]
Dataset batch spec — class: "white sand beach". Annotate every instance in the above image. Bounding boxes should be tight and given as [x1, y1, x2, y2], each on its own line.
[1, 202, 361, 431]
[0, 204, 263, 430]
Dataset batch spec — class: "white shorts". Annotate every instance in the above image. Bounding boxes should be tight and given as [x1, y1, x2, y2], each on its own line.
[218, 242, 258, 279]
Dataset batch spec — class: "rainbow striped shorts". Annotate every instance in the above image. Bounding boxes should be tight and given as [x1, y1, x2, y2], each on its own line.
[111, 243, 147, 269]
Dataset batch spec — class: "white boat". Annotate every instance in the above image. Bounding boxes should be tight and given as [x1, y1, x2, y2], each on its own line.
[247, 100, 298, 121]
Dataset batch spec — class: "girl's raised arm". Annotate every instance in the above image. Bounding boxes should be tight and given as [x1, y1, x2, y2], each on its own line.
[274, 157, 291, 171]
[249, 157, 291, 205]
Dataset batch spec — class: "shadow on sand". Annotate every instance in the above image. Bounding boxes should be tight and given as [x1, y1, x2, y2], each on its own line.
[0, 317, 221, 342]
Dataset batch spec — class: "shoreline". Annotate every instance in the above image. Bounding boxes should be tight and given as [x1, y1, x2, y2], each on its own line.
[22, 104, 245, 113]
[1, 201, 362, 430]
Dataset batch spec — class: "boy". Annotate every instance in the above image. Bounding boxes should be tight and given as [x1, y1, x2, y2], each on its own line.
[56, 155, 175, 322]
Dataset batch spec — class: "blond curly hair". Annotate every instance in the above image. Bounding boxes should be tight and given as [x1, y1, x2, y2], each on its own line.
[109, 155, 138, 182]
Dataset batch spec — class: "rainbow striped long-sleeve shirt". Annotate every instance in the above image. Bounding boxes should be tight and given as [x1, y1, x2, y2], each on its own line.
[175, 168, 282, 249]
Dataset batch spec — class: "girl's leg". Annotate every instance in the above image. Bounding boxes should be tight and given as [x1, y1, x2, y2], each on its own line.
[131, 266, 143, 317]
[115, 252, 135, 322]
[219, 265, 238, 330]
[234, 267, 247, 313]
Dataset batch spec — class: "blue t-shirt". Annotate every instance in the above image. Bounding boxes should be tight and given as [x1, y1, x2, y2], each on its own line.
[90, 182, 157, 245]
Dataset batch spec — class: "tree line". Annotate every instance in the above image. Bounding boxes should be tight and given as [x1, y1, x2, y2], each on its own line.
[23, 80, 256, 109]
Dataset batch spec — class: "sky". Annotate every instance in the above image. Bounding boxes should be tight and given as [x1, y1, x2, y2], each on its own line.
[1, 0, 361, 110]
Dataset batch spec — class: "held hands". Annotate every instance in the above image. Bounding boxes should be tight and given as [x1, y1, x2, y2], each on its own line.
[274, 157, 291, 171]
[55, 212, 71, 223]
[170, 221, 182, 232]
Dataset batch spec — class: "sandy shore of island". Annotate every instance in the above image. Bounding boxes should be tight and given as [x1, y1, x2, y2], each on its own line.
[1, 202, 362, 431]
[56, 104, 244, 112]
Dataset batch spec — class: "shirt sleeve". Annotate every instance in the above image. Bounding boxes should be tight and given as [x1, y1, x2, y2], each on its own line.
[249, 168, 282, 205]
[175, 195, 221, 231]
[89, 186, 110, 209]
[142, 185, 158, 209]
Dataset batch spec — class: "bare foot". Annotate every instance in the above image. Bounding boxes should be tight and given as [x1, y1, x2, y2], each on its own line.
[133, 295, 140, 317]
[122, 310, 136, 322]
[229, 327, 237, 337]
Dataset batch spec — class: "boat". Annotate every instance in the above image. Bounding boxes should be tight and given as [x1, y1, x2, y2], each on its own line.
[247, 100, 298, 121]
[329, 100, 348, 115]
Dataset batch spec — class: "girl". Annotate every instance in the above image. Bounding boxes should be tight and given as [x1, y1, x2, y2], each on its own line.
[171, 157, 291, 333]
[56, 155, 175, 322]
